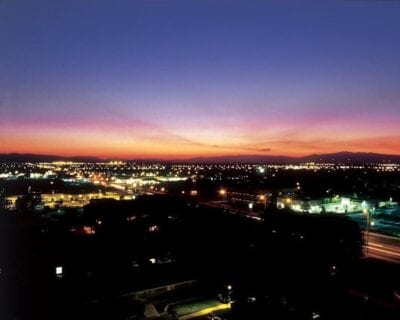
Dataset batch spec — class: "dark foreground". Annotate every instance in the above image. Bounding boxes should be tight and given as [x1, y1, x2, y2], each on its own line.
[1, 196, 399, 319]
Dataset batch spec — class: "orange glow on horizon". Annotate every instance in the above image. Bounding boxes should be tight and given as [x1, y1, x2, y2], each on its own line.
[2, 119, 400, 159]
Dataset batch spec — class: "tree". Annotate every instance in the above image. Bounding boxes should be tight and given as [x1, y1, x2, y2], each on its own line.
[15, 188, 42, 212]
[0, 188, 10, 213]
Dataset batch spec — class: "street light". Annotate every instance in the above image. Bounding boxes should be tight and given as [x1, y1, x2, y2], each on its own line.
[370, 220, 375, 227]
[55, 265, 63, 278]
[226, 284, 233, 303]
[56, 266, 63, 275]
[219, 188, 227, 201]
[259, 194, 267, 209]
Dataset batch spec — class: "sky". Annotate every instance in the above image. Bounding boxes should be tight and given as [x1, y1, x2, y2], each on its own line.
[1, 0, 400, 159]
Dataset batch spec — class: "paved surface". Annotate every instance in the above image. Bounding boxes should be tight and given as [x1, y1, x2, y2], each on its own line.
[204, 201, 400, 264]
[350, 212, 400, 237]
[365, 232, 400, 264]
[145, 303, 161, 319]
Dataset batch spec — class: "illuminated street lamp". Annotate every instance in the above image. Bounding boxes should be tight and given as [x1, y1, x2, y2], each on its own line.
[259, 194, 267, 209]
[370, 220, 375, 227]
[226, 284, 233, 303]
[219, 188, 227, 201]
[55, 265, 63, 278]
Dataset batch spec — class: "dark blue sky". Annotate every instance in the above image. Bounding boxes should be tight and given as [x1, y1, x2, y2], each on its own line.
[1, 0, 400, 157]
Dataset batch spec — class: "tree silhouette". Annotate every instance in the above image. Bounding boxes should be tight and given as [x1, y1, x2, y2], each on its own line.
[0, 188, 10, 213]
[15, 187, 42, 212]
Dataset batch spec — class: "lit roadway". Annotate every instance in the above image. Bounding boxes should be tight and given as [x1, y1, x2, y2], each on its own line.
[203, 201, 263, 221]
[365, 232, 400, 264]
[90, 181, 400, 264]
[204, 201, 400, 264]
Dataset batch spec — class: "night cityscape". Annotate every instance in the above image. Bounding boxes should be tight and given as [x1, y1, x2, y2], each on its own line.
[1, 1, 400, 319]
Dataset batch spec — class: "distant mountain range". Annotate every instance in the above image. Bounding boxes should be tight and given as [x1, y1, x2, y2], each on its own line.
[0, 153, 101, 163]
[1, 151, 400, 164]
[185, 152, 400, 164]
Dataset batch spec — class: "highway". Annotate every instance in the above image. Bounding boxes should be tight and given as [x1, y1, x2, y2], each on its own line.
[86, 183, 400, 265]
[365, 232, 400, 264]
[204, 201, 400, 264]
[202, 201, 263, 221]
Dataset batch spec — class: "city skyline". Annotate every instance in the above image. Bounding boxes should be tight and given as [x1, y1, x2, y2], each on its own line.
[1, 0, 400, 158]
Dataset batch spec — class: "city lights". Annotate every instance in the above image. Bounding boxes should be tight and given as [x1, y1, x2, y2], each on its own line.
[2, 1, 400, 319]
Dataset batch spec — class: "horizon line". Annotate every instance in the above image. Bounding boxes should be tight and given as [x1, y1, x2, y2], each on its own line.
[2, 150, 400, 162]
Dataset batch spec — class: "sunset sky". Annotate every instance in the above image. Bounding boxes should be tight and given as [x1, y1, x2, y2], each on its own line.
[1, 0, 400, 159]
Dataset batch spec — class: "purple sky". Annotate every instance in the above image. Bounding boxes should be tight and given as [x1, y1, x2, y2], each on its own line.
[1, 0, 400, 158]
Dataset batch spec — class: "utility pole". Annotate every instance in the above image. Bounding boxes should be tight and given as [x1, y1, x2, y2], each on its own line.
[365, 209, 371, 256]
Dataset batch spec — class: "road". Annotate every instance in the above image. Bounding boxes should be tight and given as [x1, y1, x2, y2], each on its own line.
[349, 212, 400, 237]
[204, 201, 400, 264]
[366, 232, 400, 264]
[202, 201, 263, 221]
[87, 183, 400, 265]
